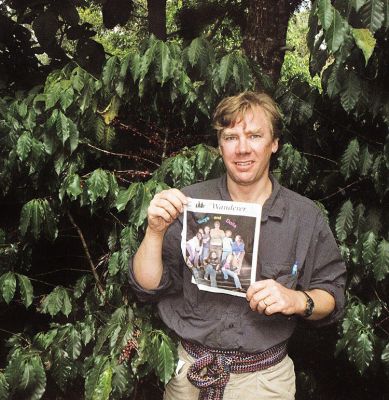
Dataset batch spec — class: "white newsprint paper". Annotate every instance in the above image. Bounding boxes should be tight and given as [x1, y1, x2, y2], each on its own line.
[182, 198, 262, 298]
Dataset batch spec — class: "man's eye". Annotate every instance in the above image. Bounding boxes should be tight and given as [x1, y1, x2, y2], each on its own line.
[224, 136, 236, 141]
[250, 135, 261, 140]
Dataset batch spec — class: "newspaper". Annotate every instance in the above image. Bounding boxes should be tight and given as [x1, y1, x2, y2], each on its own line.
[182, 198, 262, 298]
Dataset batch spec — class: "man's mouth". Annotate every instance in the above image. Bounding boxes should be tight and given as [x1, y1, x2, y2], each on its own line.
[235, 161, 254, 166]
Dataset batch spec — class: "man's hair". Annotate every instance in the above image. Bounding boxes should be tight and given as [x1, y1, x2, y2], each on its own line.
[212, 91, 282, 140]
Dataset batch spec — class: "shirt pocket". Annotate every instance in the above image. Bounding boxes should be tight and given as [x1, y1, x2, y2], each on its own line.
[261, 262, 297, 289]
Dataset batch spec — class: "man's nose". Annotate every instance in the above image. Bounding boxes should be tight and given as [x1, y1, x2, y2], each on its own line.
[236, 137, 251, 153]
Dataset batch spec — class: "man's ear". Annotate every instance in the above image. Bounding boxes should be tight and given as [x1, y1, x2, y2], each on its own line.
[272, 138, 279, 154]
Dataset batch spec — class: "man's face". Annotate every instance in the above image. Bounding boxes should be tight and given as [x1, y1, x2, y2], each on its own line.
[218, 106, 278, 188]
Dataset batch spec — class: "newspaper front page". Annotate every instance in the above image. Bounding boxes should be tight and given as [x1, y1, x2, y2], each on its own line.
[182, 198, 262, 298]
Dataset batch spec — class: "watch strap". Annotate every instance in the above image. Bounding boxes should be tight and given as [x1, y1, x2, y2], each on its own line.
[301, 290, 314, 318]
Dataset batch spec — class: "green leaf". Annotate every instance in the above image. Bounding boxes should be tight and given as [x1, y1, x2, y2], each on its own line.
[87, 169, 110, 204]
[352, 28, 376, 65]
[18, 101, 28, 118]
[85, 357, 110, 400]
[20, 199, 57, 241]
[101, 96, 120, 125]
[108, 252, 120, 276]
[102, 56, 119, 90]
[16, 132, 33, 161]
[195, 145, 218, 180]
[336, 200, 354, 241]
[219, 53, 234, 87]
[152, 333, 175, 384]
[325, 8, 349, 53]
[68, 119, 79, 153]
[92, 363, 112, 400]
[340, 72, 361, 113]
[74, 275, 91, 299]
[60, 87, 74, 111]
[360, 0, 385, 32]
[156, 41, 172, 85]
[51, 348, 73, 391]
[94, 306, 127, 355]
[325, 62, 343, 98]
[352, 0, 367, 12]
[96, 125, 115, 150]
[361, 231, 377, 264]
[0, 371, 9, 400]
[79, 80, 95, 114]
[170, 155, 195, 187]
[340, 138, 360, 179]
[0, 272, 16, 304]
[24, 355, 47, 400]
[129, 53, 142, 82]
[17, 274, 33, 308]
[188, 37, 206, 67]
[381, 342, 389, 371]
[128, 183, 152, 228]
[232, 54, 252, 89]
[318, 0, 334, 29]
[71, 67, 87, 92]
[41, 286, 71, 317]
[56, 111, 70, 145]
[67, 326, 82, 360]
[354, 332, 374, 374]
[373, 239, 389, 281]
[358, 146, 373, 175]
[62, 288, 72, 317]
[116, 184, 138, 212]
[64, 173, 83, 201]
[45, 84, 62, 110]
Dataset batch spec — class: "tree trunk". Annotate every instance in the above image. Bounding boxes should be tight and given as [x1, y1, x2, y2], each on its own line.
[243, 0, 302, 83]
[147, 0, 167, 41]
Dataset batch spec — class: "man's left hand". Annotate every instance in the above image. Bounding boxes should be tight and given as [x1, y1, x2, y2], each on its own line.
[246, 279, 305, 316]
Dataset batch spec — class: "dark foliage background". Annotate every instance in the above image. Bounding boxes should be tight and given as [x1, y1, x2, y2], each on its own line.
[0, 0, 388, 399]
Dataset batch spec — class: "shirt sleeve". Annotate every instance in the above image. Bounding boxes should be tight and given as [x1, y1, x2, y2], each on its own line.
[128, 218, 185, 302]
[300, 212, 347, 327]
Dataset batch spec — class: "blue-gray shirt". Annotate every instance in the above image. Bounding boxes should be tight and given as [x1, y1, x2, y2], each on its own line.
[128, 175, 346, 353]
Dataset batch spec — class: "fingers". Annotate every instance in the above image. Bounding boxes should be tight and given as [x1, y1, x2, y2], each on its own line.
[147, 189, 188, 232]
[246, 279, 291, 316]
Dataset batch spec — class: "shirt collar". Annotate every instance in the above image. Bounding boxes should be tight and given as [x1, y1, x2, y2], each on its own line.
[217, 174, 285, 222]
[261, 174, 285, 222]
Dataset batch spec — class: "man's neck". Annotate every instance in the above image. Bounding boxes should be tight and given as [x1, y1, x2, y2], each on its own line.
[227, 175, 273, 205]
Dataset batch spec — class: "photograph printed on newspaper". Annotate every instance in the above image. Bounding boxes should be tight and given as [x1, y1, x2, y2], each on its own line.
[181, 198, 262, 298]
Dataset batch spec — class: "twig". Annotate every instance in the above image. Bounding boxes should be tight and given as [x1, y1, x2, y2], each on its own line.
[109, 212, 126, 228]
[300, 151, 338, 165]
[86, 143, 160, 167]
[316, 178, 368, 201]
[33, 268, 91, 277]
[373, 287, 389, 314]
[117, 122, 162, 145]
[67, 212, 105, 295]
[0, 329, 31, 346]
[162, 128, 169, 160]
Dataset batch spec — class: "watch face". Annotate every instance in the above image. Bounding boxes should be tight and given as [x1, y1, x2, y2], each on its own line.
[302, 291, 314, 318]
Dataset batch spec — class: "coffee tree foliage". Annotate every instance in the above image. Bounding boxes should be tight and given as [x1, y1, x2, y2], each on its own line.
[0, 0, 388, 399]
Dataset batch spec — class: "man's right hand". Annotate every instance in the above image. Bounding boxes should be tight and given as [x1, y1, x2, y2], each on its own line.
[147, 189, 188, 234]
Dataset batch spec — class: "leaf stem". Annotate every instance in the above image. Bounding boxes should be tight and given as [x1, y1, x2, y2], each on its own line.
[316, 177, 368, 201]
[86, 143, 160, 167]
[67, 212, 105, 295]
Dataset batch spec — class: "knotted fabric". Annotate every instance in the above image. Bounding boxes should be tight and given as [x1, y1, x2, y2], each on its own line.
[182, 339, 288, 400]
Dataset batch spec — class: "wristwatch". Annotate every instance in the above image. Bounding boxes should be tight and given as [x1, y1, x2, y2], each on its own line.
[301, 291, 315, 318]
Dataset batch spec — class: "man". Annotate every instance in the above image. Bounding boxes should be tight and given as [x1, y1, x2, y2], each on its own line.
[129, 91, 346, 400]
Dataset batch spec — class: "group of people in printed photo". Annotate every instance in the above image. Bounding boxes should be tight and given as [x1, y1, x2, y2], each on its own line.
[185, 218, 246, 292]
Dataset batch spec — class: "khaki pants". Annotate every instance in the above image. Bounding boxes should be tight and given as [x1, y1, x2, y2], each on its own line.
[164, 344, 296, 400]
